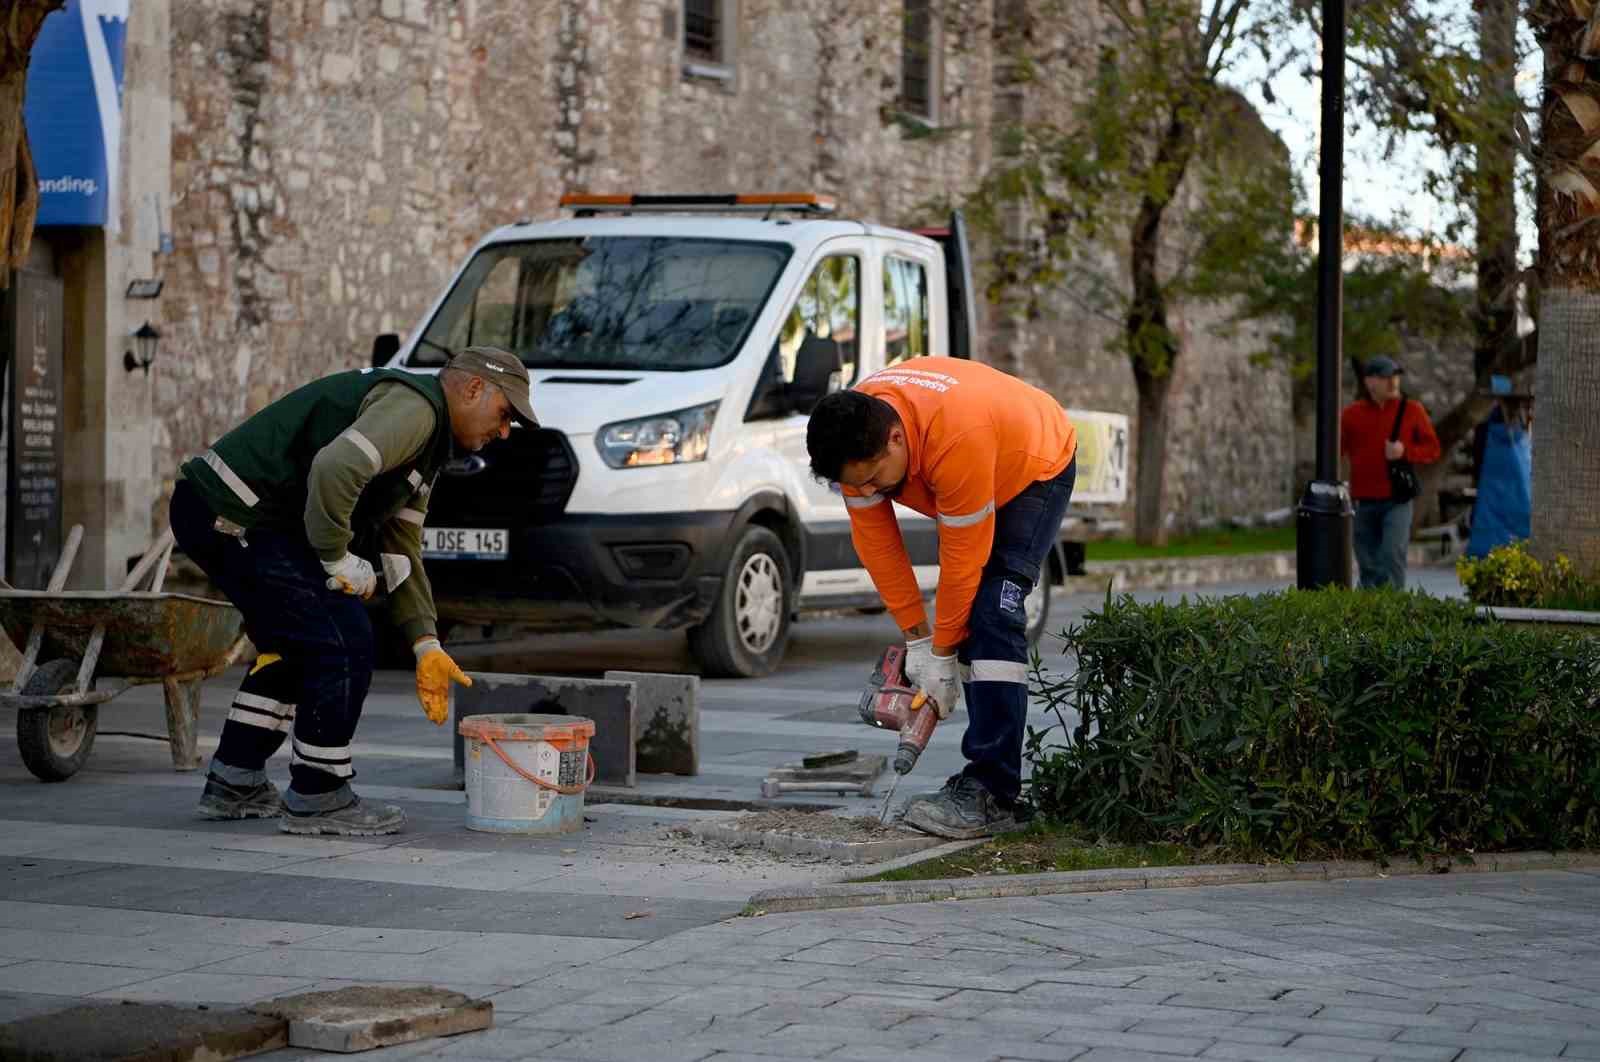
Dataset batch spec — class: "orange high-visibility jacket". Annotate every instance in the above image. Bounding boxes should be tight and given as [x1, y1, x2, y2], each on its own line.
[841, 358, 1077, 648]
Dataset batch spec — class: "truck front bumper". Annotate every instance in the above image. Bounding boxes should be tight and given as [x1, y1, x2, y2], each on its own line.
[426, 511, 735, 631]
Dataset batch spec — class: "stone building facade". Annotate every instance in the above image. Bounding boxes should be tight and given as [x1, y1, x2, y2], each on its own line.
[149, 0, 1295, 538]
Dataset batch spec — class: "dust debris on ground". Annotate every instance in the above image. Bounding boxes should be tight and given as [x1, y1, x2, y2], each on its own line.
[726, 810, 920, 841]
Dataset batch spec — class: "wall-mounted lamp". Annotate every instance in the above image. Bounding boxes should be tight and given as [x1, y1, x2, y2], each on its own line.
[124, 321, 160, 375]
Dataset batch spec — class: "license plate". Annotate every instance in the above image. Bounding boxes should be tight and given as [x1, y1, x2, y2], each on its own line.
[421, 527, 509, 559]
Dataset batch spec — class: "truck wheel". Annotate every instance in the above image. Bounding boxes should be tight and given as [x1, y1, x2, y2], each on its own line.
[689, 526, 793, 678]
[16, 660, 97, 783]
[1024, 579, 1051, 647]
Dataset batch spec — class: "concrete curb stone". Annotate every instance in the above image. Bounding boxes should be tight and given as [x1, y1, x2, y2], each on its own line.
[746, 850, 1600, 913]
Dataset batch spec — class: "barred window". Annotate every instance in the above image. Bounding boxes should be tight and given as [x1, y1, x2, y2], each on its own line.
[684, 0, 722, 64]
[902, 0, 935, 120]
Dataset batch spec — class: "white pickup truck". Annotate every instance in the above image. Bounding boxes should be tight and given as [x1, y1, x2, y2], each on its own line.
[375, 193, 1128, 677]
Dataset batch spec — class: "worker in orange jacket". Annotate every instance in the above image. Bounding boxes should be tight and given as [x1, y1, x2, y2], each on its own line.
[807, 358, 1077, 838]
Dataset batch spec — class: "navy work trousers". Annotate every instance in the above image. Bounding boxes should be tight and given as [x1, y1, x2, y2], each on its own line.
[169, 479, 373, 813]
[958, 458, 1076, 805]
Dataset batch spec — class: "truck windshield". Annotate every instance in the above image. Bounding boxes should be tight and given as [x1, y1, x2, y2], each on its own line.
[411, 237, 792, 371]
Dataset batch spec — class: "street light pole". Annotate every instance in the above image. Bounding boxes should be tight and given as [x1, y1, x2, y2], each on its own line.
[1296, 0, 1354, 589]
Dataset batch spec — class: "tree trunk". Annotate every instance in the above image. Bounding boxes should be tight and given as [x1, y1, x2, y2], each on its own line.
[1530, 291, 1600, 572]
[0, 1, 63, 289]
[1132, 359, 1174, 547]
[1474, 0, 1521, 380]
[1406, 0, 1523, 529]
[1124, 107, 1194, 547]
[1526, 0, 1600, 572]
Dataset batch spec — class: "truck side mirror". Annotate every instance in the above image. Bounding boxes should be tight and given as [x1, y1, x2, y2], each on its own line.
[371, 333, 400, 368]
[787, 334, 843, 415]
[744, 344, 791, 421]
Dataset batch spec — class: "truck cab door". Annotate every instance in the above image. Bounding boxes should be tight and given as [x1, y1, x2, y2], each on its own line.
[913, 210, 977, 360]
[745, 241, 871, 597]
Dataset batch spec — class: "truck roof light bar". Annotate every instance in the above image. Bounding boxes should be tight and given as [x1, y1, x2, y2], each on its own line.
[559, 193, 838, 216]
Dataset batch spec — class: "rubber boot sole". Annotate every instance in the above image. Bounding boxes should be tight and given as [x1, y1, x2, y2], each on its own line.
[279, 813, 405, 837]
[902, 804, 1015, 841]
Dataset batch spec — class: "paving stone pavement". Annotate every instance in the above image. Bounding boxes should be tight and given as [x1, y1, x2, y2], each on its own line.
[1, 869, 1597, 1061]
[8, 572, 1544, 1061]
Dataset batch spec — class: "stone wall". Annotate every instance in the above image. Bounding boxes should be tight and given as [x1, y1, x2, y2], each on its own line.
[157, 0, 1294, 536]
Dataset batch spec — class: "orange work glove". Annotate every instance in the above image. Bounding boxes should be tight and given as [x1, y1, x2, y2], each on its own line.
[413, 636, 471, 725]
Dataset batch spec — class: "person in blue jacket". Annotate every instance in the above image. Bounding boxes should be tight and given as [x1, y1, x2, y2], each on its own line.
[1466, 375, 1533, 558]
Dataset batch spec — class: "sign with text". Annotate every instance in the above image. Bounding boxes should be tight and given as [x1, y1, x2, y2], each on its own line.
[1065, 408, 1131, 506]
[24, 0, 130, 228]
[7, 274, 65, 590]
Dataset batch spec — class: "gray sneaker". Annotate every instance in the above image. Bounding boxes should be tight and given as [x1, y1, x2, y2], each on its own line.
[280, 796, 405, 836]
[195, 775, 284, 820]
[903, 775, 1017, 840]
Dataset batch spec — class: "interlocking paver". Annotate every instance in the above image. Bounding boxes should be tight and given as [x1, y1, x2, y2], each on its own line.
[1283, 1034, 1460, 1059]
[1038, 1026, 1220, 1055]
[1313, 1005, 1475, 1030]
[1237, 1014, 1408, 1040]
[1394, 1026, 1566, 1055]
[916, 1032, 1093, 1060]
[1123, 1021, 1288, 1045]
[1199, 1043, 1377, 1061]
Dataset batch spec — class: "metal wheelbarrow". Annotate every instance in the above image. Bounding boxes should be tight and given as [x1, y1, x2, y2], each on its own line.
[1, 524, 248, 782]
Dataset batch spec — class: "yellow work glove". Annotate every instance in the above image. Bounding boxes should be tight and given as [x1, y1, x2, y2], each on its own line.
[413, 636, 471, 725]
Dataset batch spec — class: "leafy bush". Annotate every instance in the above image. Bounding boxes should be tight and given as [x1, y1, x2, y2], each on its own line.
[1026, 589, 1600, 861]
[1458, 541, 1600, 611]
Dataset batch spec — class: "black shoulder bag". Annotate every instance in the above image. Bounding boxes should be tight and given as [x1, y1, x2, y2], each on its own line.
[1387, 397, 1420, 503]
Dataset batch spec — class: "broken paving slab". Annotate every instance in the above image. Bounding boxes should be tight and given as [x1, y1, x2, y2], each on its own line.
[0, 1001, 286, 1062]
[251, 985, 491, 1054]
[604, 669, 699, 776]
[695, 810, 945, 864]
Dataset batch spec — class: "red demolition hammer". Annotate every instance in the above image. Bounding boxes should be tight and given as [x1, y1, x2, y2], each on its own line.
[858, 644, 941, 823]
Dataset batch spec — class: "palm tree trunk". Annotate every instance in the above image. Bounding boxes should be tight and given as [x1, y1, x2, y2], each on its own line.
[0, 1, 63, 289]
[1526, 0, 1600, 572]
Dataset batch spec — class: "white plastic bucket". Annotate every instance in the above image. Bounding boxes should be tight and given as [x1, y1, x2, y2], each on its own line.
[457, 713, 596, 834]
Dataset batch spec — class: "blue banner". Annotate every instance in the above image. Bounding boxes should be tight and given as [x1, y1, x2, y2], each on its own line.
[24, 0, 129, 228]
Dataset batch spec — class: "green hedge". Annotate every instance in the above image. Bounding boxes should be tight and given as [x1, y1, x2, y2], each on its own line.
[1027, 590, 1600, 860]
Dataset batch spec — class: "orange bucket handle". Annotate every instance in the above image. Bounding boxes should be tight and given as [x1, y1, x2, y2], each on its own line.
[480, 733, 595, 795]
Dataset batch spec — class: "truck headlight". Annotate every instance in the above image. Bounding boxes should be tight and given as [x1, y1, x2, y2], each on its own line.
[596, 401, 720, 469]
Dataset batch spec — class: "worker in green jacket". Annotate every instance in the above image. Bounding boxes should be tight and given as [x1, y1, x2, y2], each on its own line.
[168, 347, 537, 836]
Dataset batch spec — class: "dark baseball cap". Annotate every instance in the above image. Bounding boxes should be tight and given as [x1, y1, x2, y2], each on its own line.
[448, 346, 539, 427]
[1362, 356, 1404, 378]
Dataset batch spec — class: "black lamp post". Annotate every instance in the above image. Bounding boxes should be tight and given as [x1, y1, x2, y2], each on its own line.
[1295, 0, 1354, 589]
[124, 321, 160, 376]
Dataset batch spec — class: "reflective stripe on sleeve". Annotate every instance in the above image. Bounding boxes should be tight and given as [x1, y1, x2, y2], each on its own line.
[340, 428, 383, 473]
[201, 450, 260, 508]
[407, 469, 423, 491]
[396, 508, 425, 526]
[938, 501, 995, 528]
[969, 659, 1029, 684]
[844, 494, 886, 509]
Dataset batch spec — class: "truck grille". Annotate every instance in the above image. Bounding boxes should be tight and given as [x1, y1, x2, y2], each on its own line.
[428, 428, 577, 527]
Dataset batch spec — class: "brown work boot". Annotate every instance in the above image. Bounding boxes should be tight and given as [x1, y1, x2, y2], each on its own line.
[280, 796, 405, 836]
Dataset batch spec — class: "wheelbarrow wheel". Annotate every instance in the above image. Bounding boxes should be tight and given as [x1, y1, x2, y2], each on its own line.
[17, 660, 98, 783]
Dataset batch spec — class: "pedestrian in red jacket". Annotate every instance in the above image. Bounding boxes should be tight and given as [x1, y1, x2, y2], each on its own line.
[1339, 356, 1441, 589]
